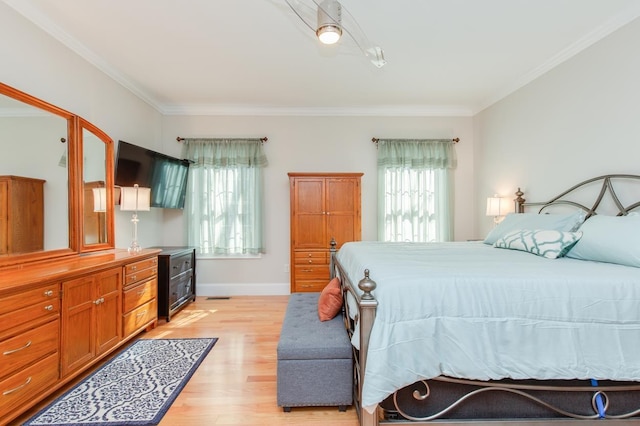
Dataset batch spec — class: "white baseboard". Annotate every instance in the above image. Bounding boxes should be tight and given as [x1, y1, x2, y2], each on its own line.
[196, 282, 290, 297]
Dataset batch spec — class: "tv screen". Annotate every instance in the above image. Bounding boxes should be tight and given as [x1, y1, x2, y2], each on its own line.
[115, 140, 190, 209]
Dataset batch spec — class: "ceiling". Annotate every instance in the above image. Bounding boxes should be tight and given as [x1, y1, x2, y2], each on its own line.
[6, 0, 640, 116]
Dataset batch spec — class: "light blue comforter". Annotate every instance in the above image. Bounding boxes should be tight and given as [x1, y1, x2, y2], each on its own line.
[336, 241, 640, 411]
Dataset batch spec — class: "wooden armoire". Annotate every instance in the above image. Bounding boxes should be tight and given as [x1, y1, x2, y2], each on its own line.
[288, 172, 363, 292]
[0, 175, 45, 255]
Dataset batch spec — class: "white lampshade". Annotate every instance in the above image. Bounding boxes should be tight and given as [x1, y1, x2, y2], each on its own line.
[316, 0, 342, 45]
[120, 185, 151, 212]
[486, 196, 512, 217]
[92, 187, 107, 212]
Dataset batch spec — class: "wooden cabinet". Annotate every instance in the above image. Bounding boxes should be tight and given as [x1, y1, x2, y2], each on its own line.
[0, 249, 160, 424]
[122, 256, 158, 338]
[60, 267, 122, 377]
[0, 176, 45, 255]
[288, 173, 362, 292]
[0, 283, 60, 421]
[154, 247, 196, 321]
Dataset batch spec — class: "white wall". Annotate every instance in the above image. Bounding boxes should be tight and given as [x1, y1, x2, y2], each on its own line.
[0, 3, 165, 250]
[160, 115, 475, 295]
[1, 2, 477, 295]
[474, 17, 640, 238]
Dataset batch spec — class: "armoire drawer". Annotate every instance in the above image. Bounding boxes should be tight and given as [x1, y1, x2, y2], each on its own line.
[294, 251, 328, 265]
[294, 265, 330, 280]
[293, 281, 328, 292]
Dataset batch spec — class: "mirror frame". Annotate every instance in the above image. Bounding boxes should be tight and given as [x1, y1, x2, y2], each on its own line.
[78, 117, 115, 253]
[0, 82, 115, 267]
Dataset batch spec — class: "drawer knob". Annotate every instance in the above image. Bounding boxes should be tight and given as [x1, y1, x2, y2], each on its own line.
[130, 275, 137, 281]
[44, 305, 54, 311]
[3, 340, 32, 356]
[43, 290, 54, 297]
[94, 297, 105, 305]
[131, 265, 137, 271]
[136, 310, 147, 318]
[3, 377, 32, 396]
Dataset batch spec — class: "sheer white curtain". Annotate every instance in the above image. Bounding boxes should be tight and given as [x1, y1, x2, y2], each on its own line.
[377, 139, 456, 242]
[182, 139, 268, 255]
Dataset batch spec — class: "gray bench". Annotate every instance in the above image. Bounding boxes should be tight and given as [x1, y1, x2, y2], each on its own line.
[277, 292, 353, 412]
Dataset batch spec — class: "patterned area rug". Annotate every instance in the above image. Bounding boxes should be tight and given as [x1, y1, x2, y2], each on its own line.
[24, 338, 218, 426]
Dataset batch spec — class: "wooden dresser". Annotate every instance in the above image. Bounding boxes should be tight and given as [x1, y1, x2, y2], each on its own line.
[0, 249, 160, 424]
[288, 173, 362, 292]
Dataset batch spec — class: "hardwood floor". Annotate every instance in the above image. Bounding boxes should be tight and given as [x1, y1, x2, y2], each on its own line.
[12, 296, 359, 426]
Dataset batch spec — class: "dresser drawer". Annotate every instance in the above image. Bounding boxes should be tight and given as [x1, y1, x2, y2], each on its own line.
[0, 283, 58, 316]
[294, 251, 327, 265]
[0, 297, 59, 339]
[0, 320, 58, 379]
[124, 257, 158, 276]
[124, 265, 158, 287]
[123, 277, 157, 314]
[0, 352, 59, 420]
[169, 252, 193, 278]
[123, 299, 157, 337]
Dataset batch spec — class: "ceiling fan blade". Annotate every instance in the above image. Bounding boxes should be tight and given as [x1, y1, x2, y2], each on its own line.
[339, 4, 386, 68]
[284, 0, 386, 68]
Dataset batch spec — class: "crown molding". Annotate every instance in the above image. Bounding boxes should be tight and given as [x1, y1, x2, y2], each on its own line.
[3, 0, 165, 113]
[159, 104, 474, 117]
[8, 0, 640, 118]
[474, 3, 640, 114]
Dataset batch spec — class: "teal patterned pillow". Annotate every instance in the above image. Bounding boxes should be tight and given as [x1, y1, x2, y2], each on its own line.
[494, 229, 582, 259]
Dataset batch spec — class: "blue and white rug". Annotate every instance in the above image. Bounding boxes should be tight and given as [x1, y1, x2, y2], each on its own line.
[24, 338, 218, 426]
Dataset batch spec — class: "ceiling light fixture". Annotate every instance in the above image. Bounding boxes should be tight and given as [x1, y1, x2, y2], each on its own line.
[285, 0, 386, 68]
[316, 0, 342, 45]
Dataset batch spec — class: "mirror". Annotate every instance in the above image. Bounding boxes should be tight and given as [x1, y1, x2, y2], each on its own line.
[80, 119, 114, 251]
[0, 82, 114, 266]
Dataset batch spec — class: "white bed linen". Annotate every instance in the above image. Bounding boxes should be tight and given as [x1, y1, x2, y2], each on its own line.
[336, 241, 640, 411]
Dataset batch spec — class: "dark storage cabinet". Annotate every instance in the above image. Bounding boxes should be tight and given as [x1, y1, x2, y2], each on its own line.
[153, 247, 196, 321]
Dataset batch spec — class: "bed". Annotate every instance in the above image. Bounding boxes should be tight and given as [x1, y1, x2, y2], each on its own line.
[329, 174, 640, 425]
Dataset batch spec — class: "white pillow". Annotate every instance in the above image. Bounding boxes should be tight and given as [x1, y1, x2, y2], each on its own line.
[484, 211, 585, 245]
[566, 214, 640, 267]
[494, 229, 582, 259]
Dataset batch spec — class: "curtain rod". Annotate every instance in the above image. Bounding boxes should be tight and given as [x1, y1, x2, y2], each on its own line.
[371, 137, 459, 144]
[177, 136, 268, 143]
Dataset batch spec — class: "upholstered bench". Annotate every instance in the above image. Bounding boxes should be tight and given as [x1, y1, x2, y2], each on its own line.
[277, 292, 353, 412]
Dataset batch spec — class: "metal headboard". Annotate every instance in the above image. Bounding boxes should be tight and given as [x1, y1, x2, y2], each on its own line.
[516, 174, 640, 218]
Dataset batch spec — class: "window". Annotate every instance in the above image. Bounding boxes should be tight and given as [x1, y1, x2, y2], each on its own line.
[182, 139, 268, 255]
[377, 139, 456, 242]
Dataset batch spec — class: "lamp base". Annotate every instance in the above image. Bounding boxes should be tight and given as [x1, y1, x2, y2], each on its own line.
[128, 241, 142, 254]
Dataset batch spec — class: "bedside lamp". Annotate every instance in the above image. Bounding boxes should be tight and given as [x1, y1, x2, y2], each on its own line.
[486, 195, 512, 226]
[120, 184, 151, 254]
[92, 187, 107, 212]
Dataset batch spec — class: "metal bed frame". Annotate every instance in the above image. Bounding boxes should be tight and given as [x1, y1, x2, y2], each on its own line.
[330, 174, 640, 426]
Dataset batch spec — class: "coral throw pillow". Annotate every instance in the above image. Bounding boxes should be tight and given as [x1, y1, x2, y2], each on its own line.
[318, 277, 343, 321]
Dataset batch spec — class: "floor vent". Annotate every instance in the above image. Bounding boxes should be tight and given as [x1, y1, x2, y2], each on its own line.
[206, 296, 231, 300]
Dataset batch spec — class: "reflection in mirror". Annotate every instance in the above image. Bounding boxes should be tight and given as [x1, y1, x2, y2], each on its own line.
[0, 93, 69, 255]
[83, 128, 107, 245]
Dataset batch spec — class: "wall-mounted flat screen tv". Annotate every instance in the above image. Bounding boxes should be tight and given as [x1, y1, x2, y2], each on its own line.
[114, 140, 190, 209]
